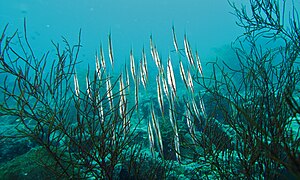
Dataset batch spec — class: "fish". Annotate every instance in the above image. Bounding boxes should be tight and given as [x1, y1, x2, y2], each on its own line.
[119, 74, 129, 134]
[191, 98, 200, 119]
[161, 75, 169, 100]
[168, 98, 181, 163]
[130, 49, 136, 82]
[172, 25, 179, 53]
[125, 63, 130, 92]
[199, 97, 207, 118]
[185, 105, 195, 143]
[73, 70, 80, 98]
[148, 119, 155, 157]
[156, 74, 164, 115]
[183, 34, 195, 67]
[195, 51, 203, 76]
[174, 126, 181, 163]
[134, 75, 139, 110]
[179, 60, 188, 89]
[95, 54, 101, 80]
[167, 57, 176, 97]
[86, 74, 92, 99]
[187, 69, 194, 93]
[151, 106, 164, 158]
[150, 35, 162, 72]
[100, 101, 104, 123]
[100, 45, 106, 72]
[140, 59, 146, 89]
[106, 74, 113, 110]
[108, 33, 114, 69]
[142, 48, 148, 83]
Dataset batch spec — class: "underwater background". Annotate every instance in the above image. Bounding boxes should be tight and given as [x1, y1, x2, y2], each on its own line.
[0, 0, 245, 68]
[1, 0, 300, 179]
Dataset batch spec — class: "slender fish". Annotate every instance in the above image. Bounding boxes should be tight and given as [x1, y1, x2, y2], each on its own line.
[108, 33, 114, 69]
[74, 71, 80, 98]
[167, 57, 176, 97]
[151, 106, 164, 158]
[172, 25, 179, 53]
[156, 74, 164, 115]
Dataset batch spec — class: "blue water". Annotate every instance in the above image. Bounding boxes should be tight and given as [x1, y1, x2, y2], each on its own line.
[0, 0, 245, 72]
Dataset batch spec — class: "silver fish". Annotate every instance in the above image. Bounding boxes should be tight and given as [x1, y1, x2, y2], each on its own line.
[185, 105, 195, 143]
[161, 75, 169, 100]
[151, 106, 164, 158]
[195, 51, 203, 76]
[187, 69, 194, 94]
[167, 57, 176, 97]
[86, 74, 92, 99]
[183, 34, 195, 67]
[125, 63, 130, 92]
[172, 25, 179, 53]
[179, 60, 188, 89]
[130, 49, 136, 82]
[106, 74, 113, 110]
[108, 33, 114, 69]
[156, 74, 164, 115]
[74, 70, 80, 98]
[140, 59, 146, 89]
[95, 54, 101, 80]
[100, 45, 106, 72]
[148, 120, 155, 157]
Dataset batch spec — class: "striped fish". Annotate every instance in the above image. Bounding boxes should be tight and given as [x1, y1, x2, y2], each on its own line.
[187, 69, 194, 94]
[161, 75, 169, 100]
[148, 120, 155, 157]
[130, 49, 136, 82]
[156, 74, 164, 115]
[172, 25, 179, 53]
[74, 71, 80, 98]
[151, 106, 164, 158]
[179, 60, 189, 89]
[100, 45, 106, 72]
[195, 51, 203, 76]
[167, 57, 176, 97]
[106, 74, 113, 110]
[108, 33, 114, 69]
[95, 54, 101, 80]
[125, 63, 130, 92]
[183, 34, 195, 67]
[86, 74, 92, 99]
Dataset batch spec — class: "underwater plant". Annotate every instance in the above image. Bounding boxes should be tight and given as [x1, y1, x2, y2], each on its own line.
[0, 0, 299, 179]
